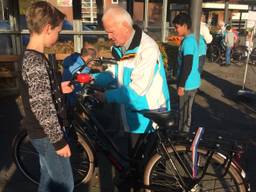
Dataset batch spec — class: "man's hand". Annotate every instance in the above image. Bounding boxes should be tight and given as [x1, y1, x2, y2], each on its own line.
[178, 87, 185, 96]
[56, 144, 71, 158]
[61, 81, 74, 94]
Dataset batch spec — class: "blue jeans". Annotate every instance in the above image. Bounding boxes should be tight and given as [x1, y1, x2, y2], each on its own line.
[31, 137, 74, 192]
[226, 47, 231, 65]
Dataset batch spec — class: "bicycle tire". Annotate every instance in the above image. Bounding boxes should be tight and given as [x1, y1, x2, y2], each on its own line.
[207, 45, 221, 63]
[232, 48, 248, 67]
[144, 145, 248, 192]
[12, 130, 95, 187]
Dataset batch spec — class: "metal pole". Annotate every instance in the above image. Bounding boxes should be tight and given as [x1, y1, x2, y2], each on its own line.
[144, 0, 149, 32]
[242, 54, 250, 90]
[73, 20, 83, 53]
[72, 0, 82, 52]
[90, 0, 93, 23]
[127, 0, 133, 17]
[190, 0, 202, 43]
[224, 0, 229, 24]
[241, 26, 255, 90]
[161, 0, 168, 43]
[238, 11, 242, 31]
[1, 0, 4, 20]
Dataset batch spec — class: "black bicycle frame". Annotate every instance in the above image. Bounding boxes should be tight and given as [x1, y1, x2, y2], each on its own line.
[73, 86, 244, 191]
[73, 99, 158, 174]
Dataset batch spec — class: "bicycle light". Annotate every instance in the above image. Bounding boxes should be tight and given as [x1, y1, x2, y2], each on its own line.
[76, 73, 92, 84]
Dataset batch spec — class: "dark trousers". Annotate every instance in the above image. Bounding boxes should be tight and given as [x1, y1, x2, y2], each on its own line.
[178, 89, 197, 133]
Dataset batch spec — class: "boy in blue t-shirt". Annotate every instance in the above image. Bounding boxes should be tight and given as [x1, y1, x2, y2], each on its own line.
[173, 12, 201, 133]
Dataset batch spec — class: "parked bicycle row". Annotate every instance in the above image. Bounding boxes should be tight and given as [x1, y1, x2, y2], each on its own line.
[207, 32, 256, 66]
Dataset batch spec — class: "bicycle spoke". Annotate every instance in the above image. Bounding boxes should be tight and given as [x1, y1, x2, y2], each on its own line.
[13, 131, 95, 187]
[149, 159, 184, 191]
[144, 146, 247, 192]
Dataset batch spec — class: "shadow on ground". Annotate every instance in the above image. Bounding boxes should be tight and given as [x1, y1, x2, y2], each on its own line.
[193, 70, 256, 190]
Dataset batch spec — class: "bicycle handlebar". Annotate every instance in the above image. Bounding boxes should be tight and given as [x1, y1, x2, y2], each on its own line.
[87, 57, 117, 66]
[71, 57, 117, 84]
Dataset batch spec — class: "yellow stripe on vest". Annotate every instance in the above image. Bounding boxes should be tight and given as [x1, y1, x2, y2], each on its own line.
[120, 53, 136, 61]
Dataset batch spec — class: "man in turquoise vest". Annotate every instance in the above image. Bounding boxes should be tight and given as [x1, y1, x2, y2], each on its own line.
[92, 5, 170, 148]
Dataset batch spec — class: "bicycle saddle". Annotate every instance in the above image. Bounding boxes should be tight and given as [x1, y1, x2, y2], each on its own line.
[141, 110, 177, 129]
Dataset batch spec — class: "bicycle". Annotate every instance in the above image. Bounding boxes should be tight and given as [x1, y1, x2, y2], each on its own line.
[249, 47, 256, 65]
[207, 33, 249, 66]
[207, 33, 225, 63]
[12, 61, 250, 191]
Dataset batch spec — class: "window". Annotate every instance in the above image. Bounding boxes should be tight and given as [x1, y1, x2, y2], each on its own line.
[82, 0, 97, 24]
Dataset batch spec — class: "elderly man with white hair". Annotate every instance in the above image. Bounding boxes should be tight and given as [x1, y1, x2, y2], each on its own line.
[92, 4, 171, 169]
[94, 5, 170, 130]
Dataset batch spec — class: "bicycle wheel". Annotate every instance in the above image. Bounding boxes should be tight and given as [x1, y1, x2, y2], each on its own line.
[144, 145, 248, 192]
[207, 45, 220, 63]
[232, 48, 248, 67]
[12, 130, 95, 187]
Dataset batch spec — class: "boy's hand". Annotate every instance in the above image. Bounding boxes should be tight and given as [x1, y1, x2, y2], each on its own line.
[56, 144, 71, 158]
[61, 81, 74, 94]
[178, 87, 185, 96]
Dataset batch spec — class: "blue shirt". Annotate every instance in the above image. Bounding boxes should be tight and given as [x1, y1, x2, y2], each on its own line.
[62, 53, 90, 106]
[178, 34, 201, 90]
[199, 35, 207, 56]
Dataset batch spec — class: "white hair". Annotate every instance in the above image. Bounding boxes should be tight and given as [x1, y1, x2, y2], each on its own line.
[102, 5, 133, 26]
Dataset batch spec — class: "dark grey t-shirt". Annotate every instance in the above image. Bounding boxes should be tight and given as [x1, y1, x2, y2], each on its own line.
[20, 49, 66, 150]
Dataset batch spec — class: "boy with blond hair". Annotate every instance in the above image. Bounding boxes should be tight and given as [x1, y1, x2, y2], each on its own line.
[20, 1, 74, 191]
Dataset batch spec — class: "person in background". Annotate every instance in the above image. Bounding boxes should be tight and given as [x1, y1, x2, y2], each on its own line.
[92, 5, 171, 191]
[200, 14, 212, 45]
[232, 28, 239, 46]
[199, 14, 212, 75]
[19, 1, 74, 192]
[223, 25, 235, 66]
[218, 21, 226, 35]
[246, 30, 254, 54]
[62, 46, 98, 107]
[173, 12, 201, 133]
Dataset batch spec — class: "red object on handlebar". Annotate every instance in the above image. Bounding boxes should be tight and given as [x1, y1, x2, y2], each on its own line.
[76, 74, 92, 84]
